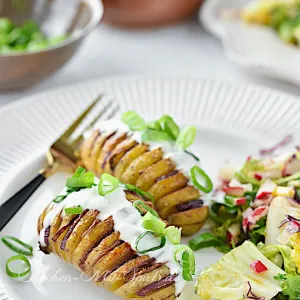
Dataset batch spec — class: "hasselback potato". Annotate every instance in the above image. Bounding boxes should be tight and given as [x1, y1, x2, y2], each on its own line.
[79, 119, 210, 236]
[38, 171, 193, 299]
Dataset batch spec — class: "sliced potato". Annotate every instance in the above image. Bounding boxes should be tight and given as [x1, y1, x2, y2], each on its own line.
[156, 186, 200, 219]
[80, 130, 101, 168]
[181, 222, 205, 236]
[64, 210, 99, 263]
[115, 265, 170, 298]
[114, 144, 149, 179]
[169, 206, 209, 226]
[83, 231, 121, 275]
[72, 216, 114, 269]
[132, 285, 175, 300]
[93, 242, 136, 283]
[147, 171, 188, 201]
[135, 158, 176, 191]
[96, 133, 127, 176]
[121, 148, 163, 184]
[101, 255, 151, 291]
[106, 138, 137, 174]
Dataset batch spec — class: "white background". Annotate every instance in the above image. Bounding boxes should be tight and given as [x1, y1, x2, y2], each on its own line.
[1, 18, 300, 108]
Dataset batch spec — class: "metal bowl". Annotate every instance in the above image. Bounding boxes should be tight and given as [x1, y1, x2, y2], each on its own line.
[0, 0, 103, 91]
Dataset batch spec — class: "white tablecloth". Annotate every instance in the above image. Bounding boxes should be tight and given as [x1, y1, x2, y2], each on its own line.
[1, 19, 299, 108]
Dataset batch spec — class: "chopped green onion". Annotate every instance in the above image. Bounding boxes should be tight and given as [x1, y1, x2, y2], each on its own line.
[147, 121, 162, 131]
[1, 236, 33, 256]
[53, 194, 68, 204]
[189, 232, 222, 251]
[173, 245, 195, 281]
[163, 226, 181, 244]
[66, 168, 94, 189]
[98, 173, 120, 196]
[64, 206, 83, 215]
[176, 126, 196, 149]
[163, 116, 180, 140]
[191, 166, 213, 193]
[122, 111, 146, 131]
[133, 200, 159, 217]
[125, 183, 155, 203]
[73, 166, 86, 177]
[136, 231, 166, 254]
[142, 212, 166, 234]
[184, 150, 200, 162]
[5, 255, 31, 278]
[275, 172, 300, 185]
[141, 129, 171, 143]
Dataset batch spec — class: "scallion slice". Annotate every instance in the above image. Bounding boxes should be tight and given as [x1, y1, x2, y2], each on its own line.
[163, 226, 181, 245]
[122, 111, 146, 131]
[173, 245, 195, 281]
[6, 255, 31, 278]
[184, 150, 200, 162]
[98, 173, 120, 196]
[73, 166, 86, 177]
[1, 236, 33, 256]
[135, 231, 166, 254]
[142, 212, 166, 234]
[147, 121, 162, 131]
[66, 174, 94, 189]
[163, 116, 180, 140]
[133, 200, 159, 218]
[53, 194, 68, 204]
[189, 232, 222, 251]
[191, 166, 213, 193]
[64, 205, 83, 215]
[125, 183, 155, 203]
[176, 126, 196, 149]
[141, 129, 171, 143]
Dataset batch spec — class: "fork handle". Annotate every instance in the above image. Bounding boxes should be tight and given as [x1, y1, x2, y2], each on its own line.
[0, 173, 46, 232]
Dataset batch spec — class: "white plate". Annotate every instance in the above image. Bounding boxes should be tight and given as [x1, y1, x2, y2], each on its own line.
[199, 0, 300, 86]
[0, 76, 300, 300]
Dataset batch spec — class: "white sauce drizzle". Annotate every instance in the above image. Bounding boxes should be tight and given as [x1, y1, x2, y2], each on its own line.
[39, 181, 186, 296]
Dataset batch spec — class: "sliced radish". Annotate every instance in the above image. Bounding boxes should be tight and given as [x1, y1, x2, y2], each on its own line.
[223, 186, 245, 197]
[242, 206, 268, 232]
[250, 260, 268, 274]
[256, 180, 277, 200]
[254, 173, 263, 180]
[235, 198, 247, 206]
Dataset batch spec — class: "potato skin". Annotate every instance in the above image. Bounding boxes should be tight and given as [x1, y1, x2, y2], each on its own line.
[181, 222, 205, 236]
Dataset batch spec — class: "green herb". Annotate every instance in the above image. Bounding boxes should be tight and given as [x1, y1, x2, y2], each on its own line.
[121, 111, 146, 131]
[141, 129, 171, 143]
[163, 115, 180, 140]
[173, 245, 195, 281]
[64, 206, 83, 215]
[133, 200, 158, 217]
[176, 126, 197, 149]
[135, 231, 166, 254]
[184, 150, 200, 162]
[163, 226, 181, 245]
[274, 273, 300, 300]
[189, 232, 222, 251]
[5, 255, 31, 278]
[1, 236, 33, 256]
[191, 166, 213, 193]
[124, 183, 155, 203]
[142, 212, 166, 234]
[98, 173, 120, 196]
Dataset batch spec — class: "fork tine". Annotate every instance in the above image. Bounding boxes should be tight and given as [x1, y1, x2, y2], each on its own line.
[58, 94, 103, 141]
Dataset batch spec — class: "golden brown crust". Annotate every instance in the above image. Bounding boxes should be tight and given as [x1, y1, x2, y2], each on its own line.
[181, 222, 205, 236]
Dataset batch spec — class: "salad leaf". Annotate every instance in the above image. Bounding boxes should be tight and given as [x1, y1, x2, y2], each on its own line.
[275, 273, 300, 300]
[259, 244, 297, 274]
[249, 217, 267, 245]
[196, 241, 284, 300]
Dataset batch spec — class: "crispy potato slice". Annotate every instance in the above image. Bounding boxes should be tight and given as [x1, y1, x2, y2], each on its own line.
[106, 138, 137, 174]
[72, 217, 114, 269]
[96, 133, 127, 176]
[169, 206, 208, 227]
[147, 171, 188, 201]
[83, 231, 121, 275]
[181, 222, 205, 236]
[114, 144, 149, 179]
[156, 186, 200, 219]
[93, 242, 136, 283]
[121, 148, 163, 185]
[63, 210, 99, 263]
[135, 158, 176, 191]
[101, 256, 151, 291]
[132, 285, 176, 300]
[80, 130, 101, 168]
[37, 203, 53, 234]
[115, 265, 170, 298]
[85, 131, 116, 173]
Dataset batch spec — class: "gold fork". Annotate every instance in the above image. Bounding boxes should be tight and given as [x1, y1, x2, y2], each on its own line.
[0, 95, 119, 231]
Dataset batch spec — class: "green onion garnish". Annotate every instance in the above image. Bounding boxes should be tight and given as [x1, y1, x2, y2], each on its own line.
[163, 226, 181, 245]
[176, 126, 197, 149]
[73, 166, 87, 177]
[147, 121, 162, 131]
[173, 245, 195, 281]
[142, 212, 166, 234]
[133, 200, 159, 217]
[64, 206, 83, 215]
[125, 183, 155, 203]
[163, 116, 180, 140]
[191, 166, 213, 193]
[184, 150, 200, 162]
[98, 173, 120, 196]
[53, 194, 68, 204]
[5, 255, 31, 278]
[135, 231, 166, 254]
[141, 129, 171, 143]
[122, 111, 146, 131]
[66, 171, 94, 189]
[1, 236, 33, 256]
[189, 232, 222, 251]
